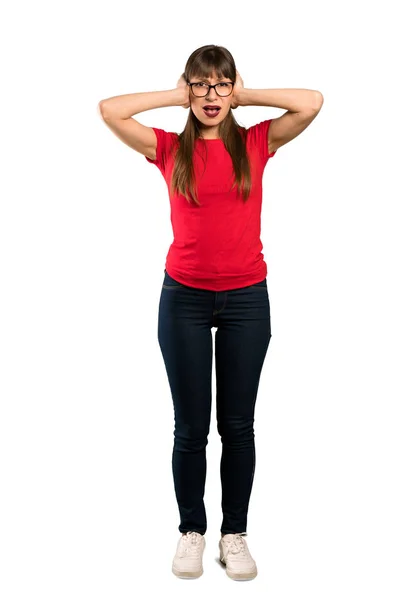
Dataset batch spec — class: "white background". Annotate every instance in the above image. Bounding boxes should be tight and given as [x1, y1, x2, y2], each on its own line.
[1, 0, 399, 598]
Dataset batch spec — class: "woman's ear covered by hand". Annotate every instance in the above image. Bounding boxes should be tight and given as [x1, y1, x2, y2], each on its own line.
[231, 70, 244, 110]
[176, 73, 190, 108]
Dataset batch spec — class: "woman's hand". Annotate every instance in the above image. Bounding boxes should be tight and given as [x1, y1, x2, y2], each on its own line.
[231, 70, 244, 110]
[176, 73, 190, 109]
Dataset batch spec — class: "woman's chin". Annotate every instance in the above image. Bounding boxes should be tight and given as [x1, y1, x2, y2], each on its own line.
[196, 113, 224, 125]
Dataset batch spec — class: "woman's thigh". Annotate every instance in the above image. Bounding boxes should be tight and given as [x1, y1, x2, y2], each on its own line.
[157, 271, 215, 431]
[157, 270, 272, 427]
[214, 280, 272, 422]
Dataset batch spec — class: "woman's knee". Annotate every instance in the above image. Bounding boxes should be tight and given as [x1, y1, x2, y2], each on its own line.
[217, 415, 254, 445]
[173, 422, 210, 452]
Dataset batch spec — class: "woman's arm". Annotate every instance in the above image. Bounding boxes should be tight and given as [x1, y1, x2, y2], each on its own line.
[235, 88, 322, 112]
[236, 87, 323, 154]
[97, 85, 188, 159]
[98, 88, 185, 120]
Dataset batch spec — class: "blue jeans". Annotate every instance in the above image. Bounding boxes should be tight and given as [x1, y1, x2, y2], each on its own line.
[158, 269, 272, 535]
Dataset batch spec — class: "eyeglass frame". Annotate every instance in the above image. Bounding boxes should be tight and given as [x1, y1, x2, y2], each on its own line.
[187, 81, 235, 97]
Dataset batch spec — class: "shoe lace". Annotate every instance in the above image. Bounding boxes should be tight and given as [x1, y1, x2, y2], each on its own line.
[179, 531, 203, 557]
[224, 534, 247, 556]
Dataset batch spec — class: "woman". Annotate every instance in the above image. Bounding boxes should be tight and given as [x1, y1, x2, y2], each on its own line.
[99, 44, 323, 581]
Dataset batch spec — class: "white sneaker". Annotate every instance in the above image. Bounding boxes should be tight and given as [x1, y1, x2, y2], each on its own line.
[172, 532, 206, 578]
[219, 533, 258, 580]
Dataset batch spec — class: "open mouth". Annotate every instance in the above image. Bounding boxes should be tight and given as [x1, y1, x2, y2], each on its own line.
[203, 106, 221, 117]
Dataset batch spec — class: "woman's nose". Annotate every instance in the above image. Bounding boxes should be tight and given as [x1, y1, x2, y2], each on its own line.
[206, 89, 218, 100]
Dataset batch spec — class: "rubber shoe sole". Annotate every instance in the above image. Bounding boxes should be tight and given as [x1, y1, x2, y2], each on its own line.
[220, 554, 257, 580]
[172, 564, 204, 579]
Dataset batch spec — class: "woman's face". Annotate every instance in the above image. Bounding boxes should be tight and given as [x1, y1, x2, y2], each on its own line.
[189, 70, 233, 138]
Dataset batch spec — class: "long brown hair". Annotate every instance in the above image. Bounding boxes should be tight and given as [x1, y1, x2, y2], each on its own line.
[170, 45, 252, 206]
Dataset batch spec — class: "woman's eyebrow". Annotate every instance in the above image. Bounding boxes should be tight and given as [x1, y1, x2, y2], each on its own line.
[195, 77, 226, 82]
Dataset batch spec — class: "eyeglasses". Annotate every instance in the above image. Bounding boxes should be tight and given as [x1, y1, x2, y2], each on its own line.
[188, 81, 234, 97]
